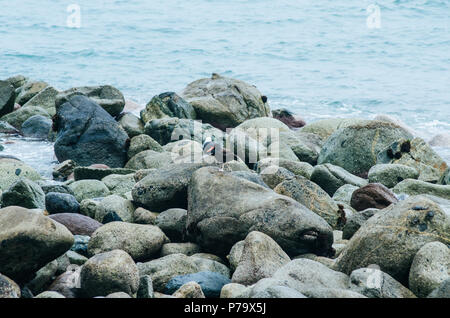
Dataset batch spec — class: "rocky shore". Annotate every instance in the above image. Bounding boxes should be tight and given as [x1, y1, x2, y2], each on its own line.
[0, 73, 449, 299]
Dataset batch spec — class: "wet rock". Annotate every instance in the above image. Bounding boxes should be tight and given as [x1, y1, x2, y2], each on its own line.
[155, 208, 188, 242]
[377, 138, 448, 183]
[21, 115, 52, 139]
[137, 253, 230, 292]
[0, 106, 50, 129]
[127, 134, 163, 159]
[1, 178, 45, 209]
[231, 231, 290, 286]
[181, 73, 270, 129]
[335, 196, 450, 284]
[68, 179, 110, 202]
[349, 267, 416, 298]
[165, 271, 231, 298]
[54, 95, 129, 167]
[393, 179, 450, 199]
[80, 249, 139, 297]
[186, 167, 334, 257]
[310, 163, 368, 197]
[117, 112, 144, 138]
[141, 92, 196, 123]
[0, 206, 74, 283]
[0, 80, 16, 117]
[350, 183, 398, 211]
[48, 213, 102, 236]
[45, 192, 80, 214]
[318, 120, 413, 176]
[56, 85, 125, 117]
[409, 242, 450, 298]
[88, 222, 169, 261]
[22, 86, 58, 116]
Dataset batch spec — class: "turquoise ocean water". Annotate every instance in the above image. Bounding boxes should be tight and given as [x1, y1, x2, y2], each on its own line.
[0, 0, 449, 168]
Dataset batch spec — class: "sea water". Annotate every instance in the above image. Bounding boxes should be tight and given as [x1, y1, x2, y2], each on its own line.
[0, 0, 449, 168]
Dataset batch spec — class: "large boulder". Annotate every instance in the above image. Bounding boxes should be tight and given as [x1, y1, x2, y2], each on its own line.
[80, 249, 139, 297]
[181, 73, 270, 130]
[1, 178, 45, 209]
[393, 179, 450, 199]
[87, 222, 169, 261]
[231, 231, 290, 286]
[0, 157, 41, 191]
[409, 242, 450, 298]
[0, 80, 15, 117]
[53, 95, 129, 168]
[301, 118, 368, 139]
[137, 253, 230, 292]
[0, 206, 74, 283]
[377, 138, 448, 183]
[132, 163, 211, 212]
[318, 120, 413, 176]
[274, 176, 345, 229]
[186, 167, 334, 257]
[0, 106, 50, 129]
[22, 86, 59, 116]
[56, 85, 125, 117]
[350, 183, 398, 212]
[48, 213, 102, 236]
[368, 164, 419, 188]
[335, 196, 450, 284]
[310, 164, 368, 197]
[141, 92, 196, 124]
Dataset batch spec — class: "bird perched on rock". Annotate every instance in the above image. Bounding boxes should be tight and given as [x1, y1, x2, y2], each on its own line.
[202, 137, 242, 169]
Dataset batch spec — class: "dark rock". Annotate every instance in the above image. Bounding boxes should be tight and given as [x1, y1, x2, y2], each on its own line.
[73, 166, 135, 181]
[45, 192, 80, 214]
[21, 115, 52, 139]
[53, 95, 129, 168]
[1, 178, 45, 209]
[155, 208, 188, 242]
[70, 235, 90, 256]
[272, 108, 306, 129]
[0, 80, 16, 117]
[49, 213, 101, 236]
[165, 271, 231, 298]
[137, 275, 154, 298]
[342, 208, 378, 240]
[350, 183, 398, 211]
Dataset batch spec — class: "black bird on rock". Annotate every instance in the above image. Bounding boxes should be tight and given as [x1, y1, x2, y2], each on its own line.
[202, 137, 242, 168]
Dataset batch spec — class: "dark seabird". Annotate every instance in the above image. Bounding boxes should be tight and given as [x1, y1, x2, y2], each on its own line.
[202, 137, 242, 169]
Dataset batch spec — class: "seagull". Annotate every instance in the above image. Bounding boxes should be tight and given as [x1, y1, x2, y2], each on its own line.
[202, 137, 241, 170]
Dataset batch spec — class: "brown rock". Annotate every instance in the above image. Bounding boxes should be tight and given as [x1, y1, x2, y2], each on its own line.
[49, 213, 102, 236]
[350, 183, 398, 212]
